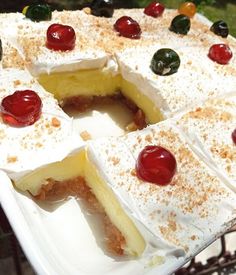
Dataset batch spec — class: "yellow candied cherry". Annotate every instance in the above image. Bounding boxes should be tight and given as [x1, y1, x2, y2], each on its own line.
[178, 2, 196, 18]
[22, 6, 29, 15]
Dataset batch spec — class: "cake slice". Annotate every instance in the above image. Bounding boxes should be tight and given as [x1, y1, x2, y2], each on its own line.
[0, 68, 84, 195]
[175, 93, 236, 192]
[84, 122, 236, 258]
[1, 10, 120, 105]
[116, 42, 236, 119]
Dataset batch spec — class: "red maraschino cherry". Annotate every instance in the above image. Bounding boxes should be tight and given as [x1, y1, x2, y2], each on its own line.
[232, 129, 236, 145]
[208, 44, 232, 65]
[1, 90, 42, 127]
[144, 1, 165, 18]
[46, 23, 76, 51]
[114, 16, 141, 39]
[136, 145, 177, 185]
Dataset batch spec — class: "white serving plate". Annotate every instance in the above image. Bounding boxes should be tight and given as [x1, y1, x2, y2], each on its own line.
[0, 103, 236, 275]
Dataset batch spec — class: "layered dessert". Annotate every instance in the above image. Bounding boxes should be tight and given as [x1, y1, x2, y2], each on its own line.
[116, 44, 236, 118]
[0, 1, 236, 266]
[84, 121, 236, 258]
[1, 4, 236, 126]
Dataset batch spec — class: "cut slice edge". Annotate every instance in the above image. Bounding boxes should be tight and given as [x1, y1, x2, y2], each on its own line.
[84, 148, 146, 256]
[38, 68, 163, 125]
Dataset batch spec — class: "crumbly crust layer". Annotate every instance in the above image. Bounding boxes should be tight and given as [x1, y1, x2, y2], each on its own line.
[34, 176, 126, 255]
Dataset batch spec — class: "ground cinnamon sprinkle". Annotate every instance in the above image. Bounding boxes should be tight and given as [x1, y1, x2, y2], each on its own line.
[7, 156, 18, 163]
[51, 117, 61, 127]
[80, 131, 92, 141]
[34, 176, 125, 255]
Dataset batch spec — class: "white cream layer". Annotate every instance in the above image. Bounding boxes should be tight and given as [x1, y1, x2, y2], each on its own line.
[175, 93, 236, 192]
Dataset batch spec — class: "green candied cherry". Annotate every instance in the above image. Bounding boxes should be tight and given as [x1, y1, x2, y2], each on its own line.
[23, 3, 52, 22]
[150, 48, 180, 76]
[169, 14, 191, 35]
[210, 20, 229, 38]
[0, 38, 2, 61]
[90, 0, 114, 18]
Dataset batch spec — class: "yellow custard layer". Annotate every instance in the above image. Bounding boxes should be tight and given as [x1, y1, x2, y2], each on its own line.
[15, 151, 85, 196]
[15, 149, 146, 256]
[38, 68, 163, 124]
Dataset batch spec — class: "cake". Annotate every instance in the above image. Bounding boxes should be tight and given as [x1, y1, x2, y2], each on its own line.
[0, 1, 236, 267]
[1, 6, 236, 125]
[84, 121, 236, 257]
[0, 68, 84, 195]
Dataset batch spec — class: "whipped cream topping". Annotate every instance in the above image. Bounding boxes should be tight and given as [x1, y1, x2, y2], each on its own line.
[1, 10, 110, 75]
[87, 122, 236, 258]
[112, 9, 228, 47]
[0, 69, 84, 181]
[1, 8, 235, 121]
[175, 93, 236, 192]
[0, 14, 27, 70]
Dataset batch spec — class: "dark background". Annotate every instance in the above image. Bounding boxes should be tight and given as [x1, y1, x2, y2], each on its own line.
[0, 0, 235, 12]
[0, 0, 234, 36]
